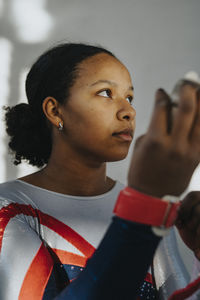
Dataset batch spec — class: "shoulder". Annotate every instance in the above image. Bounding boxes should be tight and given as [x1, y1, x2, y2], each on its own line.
[0, 180, 36, 207]
[0, 180, 18, 206]
[0, 180, 40, 229]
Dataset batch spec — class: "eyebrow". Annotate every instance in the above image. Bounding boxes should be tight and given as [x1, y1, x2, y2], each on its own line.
[90, 80, 134, 91]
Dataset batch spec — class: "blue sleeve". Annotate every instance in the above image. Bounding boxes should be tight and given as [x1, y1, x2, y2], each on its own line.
[56, 217, 161, 300]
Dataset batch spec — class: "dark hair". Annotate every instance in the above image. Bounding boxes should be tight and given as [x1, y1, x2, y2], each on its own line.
[4, 43, 115, 167]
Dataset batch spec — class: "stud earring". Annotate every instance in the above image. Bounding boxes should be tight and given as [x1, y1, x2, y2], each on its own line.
[58, 122, 63, 131]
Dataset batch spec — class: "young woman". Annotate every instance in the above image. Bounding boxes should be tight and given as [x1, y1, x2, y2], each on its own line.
[0, 43, 200, 300]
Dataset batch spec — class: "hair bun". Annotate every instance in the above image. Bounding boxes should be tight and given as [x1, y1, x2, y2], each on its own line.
[4, 103, 37, 137]
[4, 103, 51, 167]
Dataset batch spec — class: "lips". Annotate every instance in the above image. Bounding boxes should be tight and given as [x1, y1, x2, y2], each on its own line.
[112, 128, 133, 141]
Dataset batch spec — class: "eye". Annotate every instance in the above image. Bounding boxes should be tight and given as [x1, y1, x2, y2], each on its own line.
[126, 95, 133, 104]
[97, 89, 112, 98]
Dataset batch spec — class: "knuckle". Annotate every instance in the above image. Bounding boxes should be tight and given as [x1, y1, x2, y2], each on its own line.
[168, 146, 186, 160]
[168, 145, 197, 166]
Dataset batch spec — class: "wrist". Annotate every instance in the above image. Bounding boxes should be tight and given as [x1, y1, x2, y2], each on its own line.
[113, 187, 180, 235]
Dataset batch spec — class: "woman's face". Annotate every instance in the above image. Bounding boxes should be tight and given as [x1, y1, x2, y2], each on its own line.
[60, 53, 136, 163]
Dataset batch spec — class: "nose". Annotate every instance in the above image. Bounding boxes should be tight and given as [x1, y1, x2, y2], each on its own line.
[117, 104, 136, 121]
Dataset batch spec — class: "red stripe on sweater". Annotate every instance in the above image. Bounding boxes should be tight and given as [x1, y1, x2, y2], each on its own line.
[0, 203, 95, 257]
[53, 248, 87, 267]
[19, 243, 53, 300]
[168, 275, 200, 300]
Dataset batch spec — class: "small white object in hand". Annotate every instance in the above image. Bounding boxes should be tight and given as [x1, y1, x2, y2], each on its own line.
[184, 71, 200, 84]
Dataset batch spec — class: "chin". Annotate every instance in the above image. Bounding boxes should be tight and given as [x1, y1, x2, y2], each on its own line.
[105, 150, 129, 162]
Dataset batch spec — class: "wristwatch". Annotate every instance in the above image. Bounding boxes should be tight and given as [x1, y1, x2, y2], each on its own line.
[113, 187, 180, 236]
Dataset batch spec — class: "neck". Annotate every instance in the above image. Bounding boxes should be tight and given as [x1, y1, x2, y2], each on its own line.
[41, 154, 114, 196]
[21, 143, 115, 196]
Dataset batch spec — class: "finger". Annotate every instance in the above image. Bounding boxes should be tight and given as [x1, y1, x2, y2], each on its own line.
[148, 89, 171, 137]
[186, 214, 200, 231]
[176, 191, 200, 223]
[179, 203, 200, 229]
[183, 203, 200, 232]
[171, 85, 197, 142]
[190, 89, 200, 146]
[134, 134, 146, 148]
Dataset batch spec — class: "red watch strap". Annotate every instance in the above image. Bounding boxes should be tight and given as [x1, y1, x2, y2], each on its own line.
[113, 187, 180, 228]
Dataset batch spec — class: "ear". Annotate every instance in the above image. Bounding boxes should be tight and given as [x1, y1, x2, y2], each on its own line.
[42, 97, 63, 129]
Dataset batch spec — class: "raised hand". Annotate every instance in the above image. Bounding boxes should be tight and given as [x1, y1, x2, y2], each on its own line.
[128, 86, 200, 197]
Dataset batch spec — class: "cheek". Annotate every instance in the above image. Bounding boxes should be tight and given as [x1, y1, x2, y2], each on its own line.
[68, 105, 114, 132]
[63, 109, 132, 161]
[64, 109, 112, 144]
